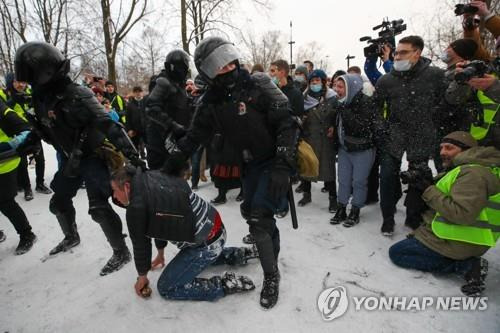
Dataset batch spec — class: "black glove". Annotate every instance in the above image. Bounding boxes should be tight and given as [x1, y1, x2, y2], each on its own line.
[171, 122, 187, 140]
[268, 160, 290, 202]
[16, 131, 41, 155]
[129, 154, 147, 171]
[412, 176, 433, 192]
[162, 151, 189, 177]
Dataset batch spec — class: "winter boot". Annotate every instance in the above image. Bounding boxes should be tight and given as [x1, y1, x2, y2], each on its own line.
[260, 270, 281, 309]
[236, 190, 244, 202]
[295, 181, 305, 193]
[222, 272, 255, 295]
[0, 230, 5, 242]
[381, 217, 395, 237]
[242, 233, 256, 244]
[330, 204, 347, 225]
[461, 258, 488, 297]
[328, 196, 338, 213]
[50, 211, 80, 255]
[343, 206, 360, 228]
[275, 209, 288, 219]
[298, 192, 311, 207]
[100, 247, 131, 276]
[50, 235, 80, 255]
[24, 188, 33, 201]
[15, 231, 37, 255]
[210, 190, 227, 205]
[35, 182, 52, 194]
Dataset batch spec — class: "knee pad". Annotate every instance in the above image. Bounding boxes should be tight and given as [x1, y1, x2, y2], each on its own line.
[89, 205, 116, 225]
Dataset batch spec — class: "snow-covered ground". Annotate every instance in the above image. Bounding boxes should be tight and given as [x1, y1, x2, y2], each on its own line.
[1, 144, 499, 333]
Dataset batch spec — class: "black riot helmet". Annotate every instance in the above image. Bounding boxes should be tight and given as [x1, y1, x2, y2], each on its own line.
[14, 41, 70, 86]
[164, 49, 190, 83]
[194, 37, 240, 86]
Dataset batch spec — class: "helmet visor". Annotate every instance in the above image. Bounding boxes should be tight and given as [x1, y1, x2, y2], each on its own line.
[200, 43, 240, 79]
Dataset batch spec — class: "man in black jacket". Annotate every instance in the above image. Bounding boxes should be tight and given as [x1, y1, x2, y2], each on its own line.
[126, 86, 146, 159]
[269, 59, 305, 117]
[374, 36, 446, 236]
[111, 166, 257, 300]
[14, 42, 144, 275]
[145, 50, 192, 170]
[163, 37, 297, 309]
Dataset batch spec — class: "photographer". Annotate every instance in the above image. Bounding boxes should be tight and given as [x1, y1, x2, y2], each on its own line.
[445, 43, 500, 149]
[461, 1, 500, 61]
[364, 43, 394, 86]
[389, 131, 500, 297]
[374, 36, 446, 236]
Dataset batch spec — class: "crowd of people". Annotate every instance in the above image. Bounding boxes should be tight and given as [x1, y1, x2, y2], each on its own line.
[0, 0, 498, 311]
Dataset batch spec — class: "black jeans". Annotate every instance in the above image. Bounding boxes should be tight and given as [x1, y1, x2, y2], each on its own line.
[302, 180, 336, 198]
[379, 152, 403, 221]
[0, 169, 32, 236]
[17, 143, 46, 189]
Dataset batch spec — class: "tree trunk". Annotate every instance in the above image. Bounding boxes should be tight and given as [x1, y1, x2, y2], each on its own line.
[101, 0, 116, 82]
[181, 0, 188, 53]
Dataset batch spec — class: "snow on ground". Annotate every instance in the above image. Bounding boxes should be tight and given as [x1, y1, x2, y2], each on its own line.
[1, 144, 499, 333]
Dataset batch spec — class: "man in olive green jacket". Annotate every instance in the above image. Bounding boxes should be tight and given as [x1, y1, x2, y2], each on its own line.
[389, 131, 500, 296]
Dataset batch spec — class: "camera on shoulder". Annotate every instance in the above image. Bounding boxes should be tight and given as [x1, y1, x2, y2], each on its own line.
[359, 18, 407, 60]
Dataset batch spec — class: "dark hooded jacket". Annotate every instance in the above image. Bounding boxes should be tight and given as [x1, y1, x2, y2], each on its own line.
[374, 57, 446, 161]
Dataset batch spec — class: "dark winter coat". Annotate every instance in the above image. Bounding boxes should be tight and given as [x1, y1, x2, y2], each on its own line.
[281, 76, 305, 117]
[125, 98, 145, 136]
[302, 88, 337, 181]
[374, 57, 447, 161]
[126, 169, 219, 275]
[177, 69, 296, 170]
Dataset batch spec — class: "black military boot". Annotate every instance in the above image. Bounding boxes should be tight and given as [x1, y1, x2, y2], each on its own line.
[260, 270, 280, 309]
[330, 204, 347, 225]
[343, 206, 360, 228]
[461, 258, 488, 297]
[298, 192, 311, 207]
[221, 272, 255, 295]
[50, 212, 80, 255]
[100, 247, 132, 276]
[328, 196, 338, 213]
[15, 231, 37, 255]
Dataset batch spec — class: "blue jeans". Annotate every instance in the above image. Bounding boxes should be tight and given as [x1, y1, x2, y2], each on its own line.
[157, 231, 250, 301]
[389, 237, 474, 276]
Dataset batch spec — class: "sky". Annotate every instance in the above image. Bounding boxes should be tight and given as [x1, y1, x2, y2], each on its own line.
[235, 0, 453, 72]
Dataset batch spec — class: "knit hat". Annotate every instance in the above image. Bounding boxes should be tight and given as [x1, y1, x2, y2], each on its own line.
[450, 39, 478, 60]
[4, 72, 15, 91]
[308, 69, 327, 82]
[294, 65, 308, 77]
[442, 131, 478, 150]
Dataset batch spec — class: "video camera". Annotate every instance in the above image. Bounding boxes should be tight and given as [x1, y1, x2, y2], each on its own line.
[400, 162, 432, 186]
[454, 3, 479, 16]
[455, 60, 489, 83]
[359, 18, 407, 59]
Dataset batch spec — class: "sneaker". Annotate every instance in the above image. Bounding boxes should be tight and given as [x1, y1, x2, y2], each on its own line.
[298, 193, 311, 207]
[35, 183, 52, 194]
[328, 196, 338, 213]
[15, 232, 37, 255]
[24, 188, 34, 201]
[461, 258, 488, 297]
[381, 218, 395, 237]
[242, 233, 256, 244]
[330, 204, 347, 225]
[343, 207, 360, 228]
[0, 230, 5, 242]
[49, 234, 81, 255]
[191, 184, 199, 191]
[210, 193, 227, 205]
[100, 248, 131, 276]
[222, 272, 255, 295]
[260, 270, 280, 309]
[275, 209, 288, 219]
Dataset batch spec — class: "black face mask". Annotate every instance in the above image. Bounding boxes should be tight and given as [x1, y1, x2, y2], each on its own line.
[214, 68, 239, 89]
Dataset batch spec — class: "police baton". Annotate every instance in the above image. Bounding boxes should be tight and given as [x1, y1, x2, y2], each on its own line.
[288, 184, 299, 229]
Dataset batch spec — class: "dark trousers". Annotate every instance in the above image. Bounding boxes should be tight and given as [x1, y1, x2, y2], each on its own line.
[389, 237, 474, 276]
[17, 143, 46, 189]
[241, 160, 283, 274]
[0, 169, 32, 236]
[366, 153, 380, 203]
[379, 152, 403, 221]
[302, 180, 336, 198]
[190, 148, 203, 187]
[50, 156, 126, 251]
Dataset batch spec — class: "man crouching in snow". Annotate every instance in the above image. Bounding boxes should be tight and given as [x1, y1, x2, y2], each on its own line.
[110, 165, 258, 300]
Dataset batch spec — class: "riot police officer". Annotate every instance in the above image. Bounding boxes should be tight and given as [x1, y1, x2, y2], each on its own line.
[14, 42, 144, 275]
[164, 37, 297, 309]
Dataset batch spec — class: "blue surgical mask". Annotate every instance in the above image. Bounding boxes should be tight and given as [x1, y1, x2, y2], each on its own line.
[393, 59, 412, 72]
[294, 76, 305, 83]
[271, 76, 280, 86]
[440, 51, 451, 64]
[310, 84, 322, 93]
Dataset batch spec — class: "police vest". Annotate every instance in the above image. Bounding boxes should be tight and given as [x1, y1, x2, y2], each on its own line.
[471, 88, 499, 141]
[0, 89, 7, 102]
[431, 164, 500, 247]
[0, 108, 21, 174]
[111, 95, 126, 123]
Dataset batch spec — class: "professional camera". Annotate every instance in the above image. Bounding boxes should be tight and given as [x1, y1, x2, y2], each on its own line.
[454, 60, 490, 84]
[359, 18, 407, 59]
[400, 162, 432, 185]
[454, 3, 479, 16]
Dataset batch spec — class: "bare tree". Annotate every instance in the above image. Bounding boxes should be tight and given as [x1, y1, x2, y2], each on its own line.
[100, 0, 148, 83]
[241, 30, 285, 70]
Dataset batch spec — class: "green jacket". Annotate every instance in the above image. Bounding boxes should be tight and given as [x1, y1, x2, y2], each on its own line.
[414, 146, 500, 260]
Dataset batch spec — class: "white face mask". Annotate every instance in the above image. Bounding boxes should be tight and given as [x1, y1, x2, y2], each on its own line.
[440, 51, 451, 64]
[393, 59, 412, 72]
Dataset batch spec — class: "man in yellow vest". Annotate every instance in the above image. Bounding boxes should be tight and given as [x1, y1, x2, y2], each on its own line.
[0, 99, 37, 254]
[389, 131, 500, 296]
[104, 80, 126, 125]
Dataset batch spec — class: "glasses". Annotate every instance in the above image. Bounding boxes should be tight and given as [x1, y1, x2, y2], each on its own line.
[393, 49, 416, 57]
